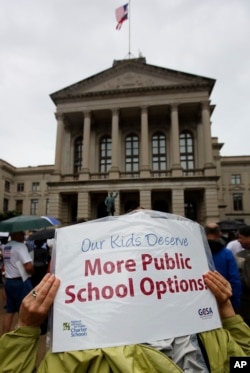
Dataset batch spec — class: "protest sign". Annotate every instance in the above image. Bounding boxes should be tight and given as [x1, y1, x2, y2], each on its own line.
[51, 210, 221, 353]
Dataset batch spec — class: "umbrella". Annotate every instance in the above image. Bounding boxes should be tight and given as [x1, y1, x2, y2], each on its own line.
[41, 216, 61, 225]
[0, 215, 58, 233]
[217, 220, 246, 231]
[27, 228, 55, 241]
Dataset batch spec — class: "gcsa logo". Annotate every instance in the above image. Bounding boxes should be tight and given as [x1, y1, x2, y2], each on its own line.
[198, 307, 213, 318]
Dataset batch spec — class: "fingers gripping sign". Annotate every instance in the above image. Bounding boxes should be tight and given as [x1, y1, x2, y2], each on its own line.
[18, 273, 61, 328]
[203, 271, 234, 319]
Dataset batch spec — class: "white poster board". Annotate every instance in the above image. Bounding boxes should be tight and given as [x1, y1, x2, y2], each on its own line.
[52, 210, 221, 353]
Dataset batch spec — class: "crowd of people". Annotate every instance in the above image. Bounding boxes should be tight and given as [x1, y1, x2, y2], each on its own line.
[0, 213, 249, 372]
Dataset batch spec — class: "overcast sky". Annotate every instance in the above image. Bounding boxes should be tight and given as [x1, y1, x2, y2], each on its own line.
[1, 0, 249, 167]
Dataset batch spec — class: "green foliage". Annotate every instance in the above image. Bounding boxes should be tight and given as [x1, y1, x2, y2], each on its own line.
[0, 211, 19, 222]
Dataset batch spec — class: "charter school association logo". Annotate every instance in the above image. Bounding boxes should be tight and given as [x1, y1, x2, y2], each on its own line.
[63, 320, 88, 337]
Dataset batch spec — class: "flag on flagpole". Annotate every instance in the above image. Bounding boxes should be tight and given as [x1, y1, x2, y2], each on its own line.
[115, 3, 129, 30]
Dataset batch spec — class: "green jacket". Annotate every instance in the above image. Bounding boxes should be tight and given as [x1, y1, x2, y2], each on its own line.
[0, 315, 249, 373]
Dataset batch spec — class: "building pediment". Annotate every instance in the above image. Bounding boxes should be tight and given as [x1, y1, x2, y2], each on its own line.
[50, 57, 215, 103]
[229, 185, 245, 192]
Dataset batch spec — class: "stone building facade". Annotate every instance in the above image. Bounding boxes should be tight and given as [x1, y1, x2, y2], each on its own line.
[1, 58, 250, 226]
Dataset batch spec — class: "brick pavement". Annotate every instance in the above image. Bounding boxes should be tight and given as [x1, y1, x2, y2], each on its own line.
[0, 282, 47, 368]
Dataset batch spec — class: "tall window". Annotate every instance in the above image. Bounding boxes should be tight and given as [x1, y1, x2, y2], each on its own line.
[32, 182, 40, 192]
[30, 199, 39, 215]
[74, 136, 83, 173]
[125, 134, 139, 172]
[233, 193, 243, 211]
[152, 132, 166, 171]
[180, 131, 194, 169]
[4, 180, 10, 192]
[17, 183, 24, 192]
[3, 198, 8, 213]
[16, 200, 23, 214]
[185, 201, 197, 221]
[45, 198, 49, 215]
[231, 174, 241, 185]
[100, 136, 112, 173]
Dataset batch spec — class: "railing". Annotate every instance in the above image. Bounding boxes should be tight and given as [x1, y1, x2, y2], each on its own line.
[61, 174, 79, 181]
[59, 169, 205, 182]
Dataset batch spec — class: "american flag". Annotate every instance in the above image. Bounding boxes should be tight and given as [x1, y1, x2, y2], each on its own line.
[115, 3, 129, 30]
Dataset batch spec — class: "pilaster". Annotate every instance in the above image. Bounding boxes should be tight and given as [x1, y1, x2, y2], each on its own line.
[139, 190, 151, 209]
[172, 188, 185, 217]
[77, 191, 90, 221]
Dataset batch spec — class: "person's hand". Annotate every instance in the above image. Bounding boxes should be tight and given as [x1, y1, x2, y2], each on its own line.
[203, 271, 235, 319]
[18, 273, 60, 328]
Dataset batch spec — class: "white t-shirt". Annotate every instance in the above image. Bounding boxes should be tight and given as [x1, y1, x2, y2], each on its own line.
[226, 239, 244, 256]
[2, 240, 32, 279]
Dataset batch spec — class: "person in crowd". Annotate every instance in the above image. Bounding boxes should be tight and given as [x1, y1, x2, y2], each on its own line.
[31, 240, 50, 288]
[105, 191, 118, 216]
[0, 271, 249, 373]
[0, 236, 9, 309]
[236, 225, 250, 326]
[227, 237, 244, 256]
[1, 231, 34, 334]
[0, 235, 9, 309]
[204, 223, 242, 312]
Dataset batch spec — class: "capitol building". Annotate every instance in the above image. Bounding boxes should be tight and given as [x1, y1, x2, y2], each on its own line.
[1, 57, 250, 226]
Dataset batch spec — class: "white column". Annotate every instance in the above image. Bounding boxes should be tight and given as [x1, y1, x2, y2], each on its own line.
[82, 111, 91, 172]
[170, 104, 182, 175]
[140, 106, 150, 177]
[109, 108, 120, 179]
[54, 113, 65, 174]
[201, 101, 214, 168]
[111, 108, 119, 170]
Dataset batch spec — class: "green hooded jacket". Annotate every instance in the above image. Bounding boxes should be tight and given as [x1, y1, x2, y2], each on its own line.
[0, 315, 249, 373]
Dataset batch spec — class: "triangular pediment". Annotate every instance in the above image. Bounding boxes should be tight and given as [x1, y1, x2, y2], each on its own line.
[50, 58, 215, 102]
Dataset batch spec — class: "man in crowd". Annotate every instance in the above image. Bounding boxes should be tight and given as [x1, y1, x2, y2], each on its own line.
[2, 231, 34, 333]
[204, 223, 242, 312]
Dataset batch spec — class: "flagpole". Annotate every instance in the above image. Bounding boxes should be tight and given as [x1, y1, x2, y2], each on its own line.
[128, 0, 131, 58]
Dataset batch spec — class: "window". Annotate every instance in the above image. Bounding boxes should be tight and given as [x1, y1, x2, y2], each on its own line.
[30, 199, 39, 215]
[45, 198, 49, 215]
[74, 136, 83, 173]
[16, 200, 23, 214]
[4, 180, 10, 192]
[180, 131, 194, 169]
[185, 201, 197, 221]
[100, 136, 112, 173]
[32, 182, 40, 192]
[152, 132, 166, 171]
[125, 134, 139, 172]
[231, 174, 241, 185]
[233, 193, 243, 211]
[3, 198, 8, 213]
[17, 183, 24, 192]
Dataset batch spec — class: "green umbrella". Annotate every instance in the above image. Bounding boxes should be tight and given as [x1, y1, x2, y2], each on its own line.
[0, 215, 55, 233]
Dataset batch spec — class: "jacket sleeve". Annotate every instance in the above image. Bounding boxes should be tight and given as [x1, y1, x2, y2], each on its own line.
[226, 250, 242, 310]
[222, 314, 250, 356]
[198, 315, 250, 373]
[0, 326, 40, 373]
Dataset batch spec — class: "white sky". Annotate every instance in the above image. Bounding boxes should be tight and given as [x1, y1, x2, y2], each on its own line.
[1, 0, 249, 167]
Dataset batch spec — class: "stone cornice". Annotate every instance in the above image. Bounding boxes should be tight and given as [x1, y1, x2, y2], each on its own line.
[51, 82, 213, 103]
